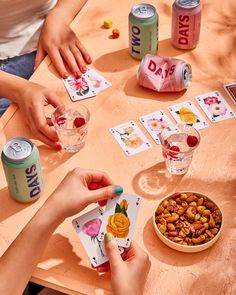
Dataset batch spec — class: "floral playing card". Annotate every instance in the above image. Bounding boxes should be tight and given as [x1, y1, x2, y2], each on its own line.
[86, 68, 111, 94]
[63, 74, 96, 102]
[110, 120, 152, 156]
[168, 100, 209, 129]
[195, 91, 236, 123]
[72, 207, 124, 267]
[97, 193, 142, 248]
[139, 110, 173, 144]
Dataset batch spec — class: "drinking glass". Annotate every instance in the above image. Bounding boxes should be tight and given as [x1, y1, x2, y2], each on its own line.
[159, 124, 200, 175]
[51, 104, 90, 153]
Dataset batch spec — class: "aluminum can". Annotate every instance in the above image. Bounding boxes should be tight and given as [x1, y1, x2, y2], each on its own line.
[1, 137, 44, 203]
[171, 0, 202, 49]
[129, 3, 158, 60]
[137, 54, 192, 92]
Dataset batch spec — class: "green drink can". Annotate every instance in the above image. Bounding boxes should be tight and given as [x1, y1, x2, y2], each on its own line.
[1, 137, 44, 203]
[129, 3, 158, 60]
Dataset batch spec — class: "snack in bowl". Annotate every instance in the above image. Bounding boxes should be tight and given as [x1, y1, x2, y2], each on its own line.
[153, 192, 223, 253]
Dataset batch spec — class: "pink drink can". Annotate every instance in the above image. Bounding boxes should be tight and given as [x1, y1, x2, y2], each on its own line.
[171, 0, 202, 49]
[137, 54, 192, 92]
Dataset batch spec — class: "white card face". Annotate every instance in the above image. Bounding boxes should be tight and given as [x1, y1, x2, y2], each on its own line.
[139, 110, 173, 144]
[168, 100, 209, 129]
[86, 68, 111, 94]
[63, 74, 96, 101]
[98, 193, 142, 248]
[224, 82, 236, 105]
[110, 120, 152, 156]
[195, 91, 236, 123]
[72, 207, 124, 267]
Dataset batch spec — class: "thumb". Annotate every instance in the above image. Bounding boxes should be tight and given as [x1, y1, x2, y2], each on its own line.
[105, 233, 123, 269]
[34, 45, 46, 70]
[88, 185, 123, 204]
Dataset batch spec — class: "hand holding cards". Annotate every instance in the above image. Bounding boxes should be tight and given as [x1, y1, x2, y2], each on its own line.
[72, 193, 142, 266]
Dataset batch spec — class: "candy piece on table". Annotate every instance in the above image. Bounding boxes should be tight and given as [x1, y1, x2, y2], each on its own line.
[104, 19, 113, 29]
[74, 117, 86, 128]
[112, 29, 120, 39]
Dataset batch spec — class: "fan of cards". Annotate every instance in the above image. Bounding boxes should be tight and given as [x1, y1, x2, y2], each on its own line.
[72, 193, 142, 267]
[63, 68, 111, 102]
[110, 87, 236, 156]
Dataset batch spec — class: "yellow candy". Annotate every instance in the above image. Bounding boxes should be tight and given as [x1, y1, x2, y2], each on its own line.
[104, 19, 113, 29]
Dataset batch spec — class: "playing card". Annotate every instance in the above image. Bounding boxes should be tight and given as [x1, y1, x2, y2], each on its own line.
[195, 91, 236, 123]
[224, 82, 236, 105]
[63, 74, 96, 102]
[86, 68, 111, 94]
[168, 100, 209, 129]
[98, 193, 142, 248]
[72, 207, 124, 267]
[110, 120, 152, 156]
[139, 110, 173, 144]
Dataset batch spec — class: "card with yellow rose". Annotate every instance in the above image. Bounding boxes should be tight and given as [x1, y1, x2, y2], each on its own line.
[168, 100, 209, 130]
[97, 193, 142, 248]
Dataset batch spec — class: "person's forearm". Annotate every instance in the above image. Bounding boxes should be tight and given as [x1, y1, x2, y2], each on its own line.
[0, 200, 63, 295]
[47, 0, 88, 25]
[0, 71, 28, 103]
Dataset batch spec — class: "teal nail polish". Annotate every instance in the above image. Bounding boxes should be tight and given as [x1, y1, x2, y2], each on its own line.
[105, 232, 113, 241]
[114, 186, 123, 195]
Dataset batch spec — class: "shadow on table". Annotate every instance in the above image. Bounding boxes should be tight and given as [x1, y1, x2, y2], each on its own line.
[0, 187, 33, 222]
[132, 162, 184, 201]
[37, 233, 112, 294]
[38, 145, 74, 174]
[94, 48, 138, 72]
[124, 74, 186, 102]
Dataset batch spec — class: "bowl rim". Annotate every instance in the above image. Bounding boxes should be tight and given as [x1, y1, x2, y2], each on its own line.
[153, 191, 224, 250]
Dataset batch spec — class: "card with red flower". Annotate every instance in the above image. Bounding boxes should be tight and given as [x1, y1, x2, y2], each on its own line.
[195, 91, 235, 123]
[72, 207, 124, 267]
[63, 74, 96, 101]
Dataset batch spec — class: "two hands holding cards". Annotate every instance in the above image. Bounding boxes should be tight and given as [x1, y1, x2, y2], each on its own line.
[0, 168, 150, 295]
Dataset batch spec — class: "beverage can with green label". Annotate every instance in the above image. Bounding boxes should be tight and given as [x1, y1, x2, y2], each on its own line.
[129, 3, 158, 60]
[1, 137, 44, 203]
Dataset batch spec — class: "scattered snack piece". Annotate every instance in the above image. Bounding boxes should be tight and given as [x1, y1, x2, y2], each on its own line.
[104, 19, 113, 29]
[74, 117, 86, 128]
[112, 29, 120, 39]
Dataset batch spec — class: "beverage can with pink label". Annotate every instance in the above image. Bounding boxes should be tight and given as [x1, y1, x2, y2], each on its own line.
[137, 54, 192, 92]
[171, 0, 202, 49]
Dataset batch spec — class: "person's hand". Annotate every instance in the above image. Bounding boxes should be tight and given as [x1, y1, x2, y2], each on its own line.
[15, 81, 62, 149]
[98, 235, 151, 295]
[45, 168, 123, 222]
[35, 15, 92, 78]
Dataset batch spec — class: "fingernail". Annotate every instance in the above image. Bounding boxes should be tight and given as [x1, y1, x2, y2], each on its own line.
[114, 186, 123, 195]
[63, 72, 69, 79]
[105, 232, 113, 241]
[81, 66, 87, 73]
[75, 71, 82, 78]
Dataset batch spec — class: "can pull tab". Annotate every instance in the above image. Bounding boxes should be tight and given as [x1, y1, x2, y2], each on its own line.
[10, 142, 22, 153]
[139, 6, 147, 14]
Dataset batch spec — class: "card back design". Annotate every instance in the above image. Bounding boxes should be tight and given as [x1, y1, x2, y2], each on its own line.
[224, 82, 236, 105]
[195, 91, 236, 123]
